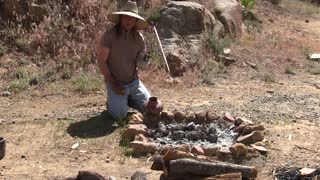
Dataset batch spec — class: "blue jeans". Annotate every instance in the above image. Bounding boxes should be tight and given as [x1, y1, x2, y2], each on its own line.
[106, 79, 151, 119]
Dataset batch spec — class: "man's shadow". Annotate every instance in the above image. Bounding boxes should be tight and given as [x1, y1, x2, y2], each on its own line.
[67, 110, 116, 138]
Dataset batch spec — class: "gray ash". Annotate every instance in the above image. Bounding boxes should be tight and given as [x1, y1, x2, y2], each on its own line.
[149, 121, 237, 147]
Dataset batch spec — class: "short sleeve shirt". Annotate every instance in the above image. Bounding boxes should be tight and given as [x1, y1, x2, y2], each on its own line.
[100, 27, 145, 85]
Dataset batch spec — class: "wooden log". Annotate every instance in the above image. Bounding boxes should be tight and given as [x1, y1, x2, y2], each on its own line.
[167, 158, 257, 179]
[161, 172, 241, 180]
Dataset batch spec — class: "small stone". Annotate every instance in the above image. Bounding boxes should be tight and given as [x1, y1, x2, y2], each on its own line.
[229, 143, 248, 158]
[223, 112, 235, 122]
[160, 111, 174, 124]
[299, 168, 316, 176]
[128, 113, 144, 124]
[206, 110, 220, 123]
[134, 134, 148, 142]
[194, 111, 207, 124]
[234, 117, 254, 126]
[185, 112, 196, 123]
[242, 124, 265, 135]
[176, 144, 191, 152]
[217, 147, 232, 159]
[109, 176, 117, 180]
[76, 171, 105, 180]
[129, 141, 157, 155]
[250, 144, 268, 153]
[1, 91, 11, 97]
[237, 131, 264, 144]
[203, 146, 220, 156]
[21, 155, 26, 159]
[131, 171, 147, 180]
[173, 111, 186, 122]
[122, 124, 148, 141]
[71, 143, 80, 149]
[191, 146, 204, 155]
[266, 90, 274, 94]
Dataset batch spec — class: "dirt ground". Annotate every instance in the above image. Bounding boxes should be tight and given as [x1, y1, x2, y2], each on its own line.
[1, 1, 320, 180]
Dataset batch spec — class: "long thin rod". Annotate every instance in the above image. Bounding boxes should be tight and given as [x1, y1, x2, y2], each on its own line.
[153, 26, 171, 74]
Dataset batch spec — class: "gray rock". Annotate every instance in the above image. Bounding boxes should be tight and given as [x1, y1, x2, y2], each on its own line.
[131, 171, 147, 180]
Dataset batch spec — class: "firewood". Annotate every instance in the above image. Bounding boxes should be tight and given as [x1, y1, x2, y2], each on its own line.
[160, 172, 242, 180]
[167, 158, 257, 179]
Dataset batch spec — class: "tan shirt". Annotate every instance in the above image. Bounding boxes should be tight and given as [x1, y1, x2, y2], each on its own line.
[100, 27, 145, 84]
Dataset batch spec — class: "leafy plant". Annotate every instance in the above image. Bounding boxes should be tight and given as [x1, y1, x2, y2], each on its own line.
[209, 35, 232, 55]
[73, 72, 102, 93]
[285, 66, 296, 75]
[148, 8, 161, 23]
[241, 0, 255, 9]
[261, 72, 277, 83]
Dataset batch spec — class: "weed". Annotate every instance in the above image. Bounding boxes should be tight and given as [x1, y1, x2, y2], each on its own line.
[0, 44, 6, 56]
[9, 78, 29, 93]
[73, 72, 102, 94]
[281, 0, 320, 15]
[301, 45, 312, 58]
[119, 138, 133, 164]
[61, 68, 72, 80]
[15, 67, 28, 79]
[147, 8, 161, 23]
[284, 66, 296, 75]
[241, 0, 255, 9]
[201, 60, 226, 85]
[15, 38, 32, 55]
[116, 116, 130, 129]
[261, 72, 277, 83]
[307, 62, 320, 75]
[209, 34, 232, 55]
[144, 28, 163, 69]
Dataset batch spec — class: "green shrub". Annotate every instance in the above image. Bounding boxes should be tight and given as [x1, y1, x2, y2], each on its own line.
[241, 0, 255, 9]
[285, 66, 296, 75]
[73, 72, 102, 93]
[261, 73, 277, 83]
[209, 35, 232, 55]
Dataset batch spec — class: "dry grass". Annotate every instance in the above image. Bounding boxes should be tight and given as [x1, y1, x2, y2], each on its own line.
[280, 0, 320, 15]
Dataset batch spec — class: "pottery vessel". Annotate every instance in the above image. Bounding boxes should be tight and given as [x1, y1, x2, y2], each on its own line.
[144, 96, 163, 115]
[0, 137, 5, 160]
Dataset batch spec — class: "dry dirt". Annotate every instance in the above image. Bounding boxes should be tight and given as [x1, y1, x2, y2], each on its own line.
[1, 1, 320, 180]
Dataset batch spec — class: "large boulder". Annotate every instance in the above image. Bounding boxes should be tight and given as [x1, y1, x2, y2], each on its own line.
[213, 0, 243, 38]
[157, 1, 223, 76]
[0, 0, 48, 24]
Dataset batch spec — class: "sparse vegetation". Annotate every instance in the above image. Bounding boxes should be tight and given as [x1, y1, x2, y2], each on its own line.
[261, 72, 277, 83]
[285, 66, 296, 75]
[72, 72, 103, 93]
[201, 60, 226, 85]
[308, 63, 320, 75]
[209, 35, 232, 55]
[281, 0, 320, 15]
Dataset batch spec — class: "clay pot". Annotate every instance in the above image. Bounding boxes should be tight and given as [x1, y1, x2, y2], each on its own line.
[144, 96, 163, 115]
[0, 137, 5, 160]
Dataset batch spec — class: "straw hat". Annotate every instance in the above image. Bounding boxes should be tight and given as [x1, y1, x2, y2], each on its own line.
[107, 1, 149, 30]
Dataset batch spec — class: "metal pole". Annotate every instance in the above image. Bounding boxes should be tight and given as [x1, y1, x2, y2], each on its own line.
[153, 26, 171, 75]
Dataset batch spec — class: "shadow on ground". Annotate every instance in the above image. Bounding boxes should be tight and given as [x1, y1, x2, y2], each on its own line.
[67, 110, 116, 138]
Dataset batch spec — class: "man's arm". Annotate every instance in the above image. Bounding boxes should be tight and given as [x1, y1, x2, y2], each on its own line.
[96, 45, 125, 95]
[96, 44, 113, 83]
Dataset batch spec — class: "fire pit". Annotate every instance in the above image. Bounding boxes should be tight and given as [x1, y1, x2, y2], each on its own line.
[122, 110, 266, 157]
[121, 110, 267, 179]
